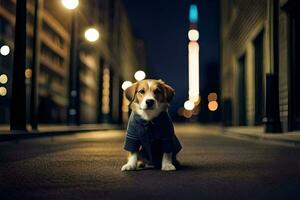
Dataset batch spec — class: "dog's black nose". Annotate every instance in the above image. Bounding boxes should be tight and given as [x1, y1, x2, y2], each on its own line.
[146, 99, 155, 107]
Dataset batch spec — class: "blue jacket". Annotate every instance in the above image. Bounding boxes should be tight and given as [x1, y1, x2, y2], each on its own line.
[124, 111, 182, 165]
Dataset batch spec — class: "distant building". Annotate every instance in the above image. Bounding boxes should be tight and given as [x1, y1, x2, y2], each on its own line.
[0, 0, 145, 124]
[220, 0, 299, 131]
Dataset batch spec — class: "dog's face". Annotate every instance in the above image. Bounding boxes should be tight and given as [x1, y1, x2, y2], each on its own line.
[125, 79, 175, 121]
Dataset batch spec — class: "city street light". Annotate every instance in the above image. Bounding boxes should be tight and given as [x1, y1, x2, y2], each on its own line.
[61, 0, 79, 10]
[188, 29, 199, 41]
[134, 70, 146, 81]
[208, 101, 218, 111]
[61, 0, 80, 125]
[122, 81, 132, 91]
[184, 100, 195, 111]
[0, 74, 8, 84]
[0, 45, 10, 56]
[0, 87, 7, 96]
[84, 28, 99, 42]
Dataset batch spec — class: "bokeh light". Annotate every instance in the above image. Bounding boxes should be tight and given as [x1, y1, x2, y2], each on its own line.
[208, 92, 218, 102]
[183, 109, 193, 118]
[184, 100, 195, 111]
[192, 95, 201, 106]
[188, 29, 199, 41]
[122, 81, 132, 91]
[61, 0, 79, 10]
[25, 68, 32, 79]
[134, 70, 146, 81]
[188, 41, 199, 102]
[84, 28, 100, 42]
[0, 87, 7, 96]
[192, 106, 200, 115]
[208, 101, 218, 111]
[189, 4, 198, 23]
[0, 74, 8, 84]
[0, 45, 10, 56]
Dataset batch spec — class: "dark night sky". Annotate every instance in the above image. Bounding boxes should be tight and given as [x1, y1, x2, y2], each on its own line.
[123, 0, 220, 117]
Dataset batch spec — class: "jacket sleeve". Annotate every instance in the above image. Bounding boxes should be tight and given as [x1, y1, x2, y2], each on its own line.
[123, 114, 141, 152]
[161, 112, 182, 153]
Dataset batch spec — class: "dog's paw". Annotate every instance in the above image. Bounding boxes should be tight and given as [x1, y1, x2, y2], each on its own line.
[137, 161, 145, 169]
[121, 163, 136, 171]
[161, 163, 176, 171]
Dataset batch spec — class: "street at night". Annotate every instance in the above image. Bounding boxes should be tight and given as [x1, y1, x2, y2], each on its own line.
[1, 0, 300, 199]
[1, 125, 300, 200]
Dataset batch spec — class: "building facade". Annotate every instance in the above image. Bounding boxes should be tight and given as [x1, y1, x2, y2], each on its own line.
[0, 0, 145, 125]
[220, 0, 299, 132]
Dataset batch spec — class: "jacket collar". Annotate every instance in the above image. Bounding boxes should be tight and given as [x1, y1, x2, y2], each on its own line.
[133, 112, 165, 126]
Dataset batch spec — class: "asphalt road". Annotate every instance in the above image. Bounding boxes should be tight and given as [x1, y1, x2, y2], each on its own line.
[1, 125, 300, 200]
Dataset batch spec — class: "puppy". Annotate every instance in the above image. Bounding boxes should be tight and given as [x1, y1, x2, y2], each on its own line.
[121, 79, 182, 171]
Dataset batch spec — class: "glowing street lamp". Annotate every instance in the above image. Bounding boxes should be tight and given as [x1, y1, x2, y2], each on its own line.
[62, 0, 80, 125]
[0, 74, 8, 84]
[188, 41, 199, 102]
[188, 29, 199, 41]
[184, 100, 195, 111]
[84, 28, 100, 42]
[134, 70, 146, 81]
[189, 4, 198, 23]
[0, 87, 7, 96]
[208, 92, 218, 102]
[61, 0, 79, 10]
[0, 45, 10, 56]
[122, 81, 132, 91]
[208, 101, 218, 111]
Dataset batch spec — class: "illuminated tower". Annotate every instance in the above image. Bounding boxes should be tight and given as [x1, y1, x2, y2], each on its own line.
[188, 4, 200, 104]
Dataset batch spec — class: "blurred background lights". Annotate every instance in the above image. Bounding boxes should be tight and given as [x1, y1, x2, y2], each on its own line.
[25, 68, 32, 79]
[208, 92, 218, 101]
[122, 81, 132, 91]
[61, 0, 79, 10]
[208, 101, 218, 111]
[188, 29, 199, 41]
[189, 4, 198, 23]
[0, 45, 10, 56]
[184, 100, 195, 111]
[0, 74, 8, 84]
[134, 70, 146, 81]
[188, 41, 199, 102]
[101, 68, 110, 114]
[183, 109, 193, 118]
[194, 96, 201, 105]
[0, 87, 7, 96]
[192, 106, 200, 115]
[84, 28, 99, 42]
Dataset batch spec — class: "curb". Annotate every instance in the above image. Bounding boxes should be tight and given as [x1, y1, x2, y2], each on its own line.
[222, 130, 300, 148]
[0, 125, 124, 142]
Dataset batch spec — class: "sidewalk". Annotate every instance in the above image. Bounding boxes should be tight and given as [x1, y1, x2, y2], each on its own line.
[222, 126, 300, 147]
[0, 124, 123, 142]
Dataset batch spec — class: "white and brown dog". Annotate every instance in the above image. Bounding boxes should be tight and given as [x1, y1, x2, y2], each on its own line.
[121, 79, 182, 171]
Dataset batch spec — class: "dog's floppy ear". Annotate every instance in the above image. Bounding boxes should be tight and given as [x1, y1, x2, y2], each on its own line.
[125, 82, 138, 102]
[163, 84, 175, 102]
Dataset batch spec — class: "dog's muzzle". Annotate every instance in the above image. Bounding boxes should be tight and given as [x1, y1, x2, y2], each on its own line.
[145, 99, 155, 109]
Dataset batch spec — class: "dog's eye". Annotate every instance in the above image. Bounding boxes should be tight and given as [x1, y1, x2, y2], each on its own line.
[154, 89, 162, 95]
[138, 89, 145, 94]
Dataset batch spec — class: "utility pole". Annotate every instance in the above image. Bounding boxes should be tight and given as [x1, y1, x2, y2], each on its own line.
[30, 0, 43, 131]
[68, 11, 80, 125]
[10, 0, 27, 132]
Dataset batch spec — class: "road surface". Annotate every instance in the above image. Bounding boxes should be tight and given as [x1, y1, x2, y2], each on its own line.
[1, 125, 300, 199]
